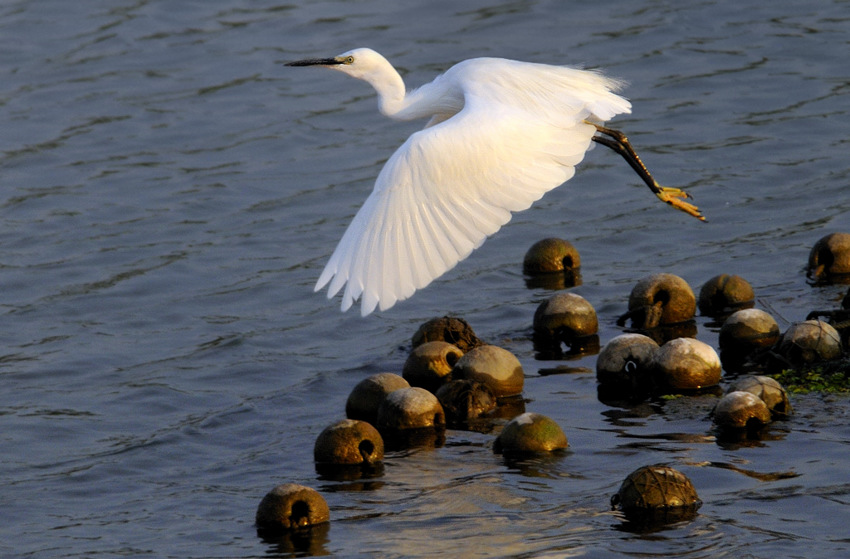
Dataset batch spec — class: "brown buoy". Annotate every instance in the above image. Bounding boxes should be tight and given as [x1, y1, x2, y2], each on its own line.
[256, 484, 330, 534]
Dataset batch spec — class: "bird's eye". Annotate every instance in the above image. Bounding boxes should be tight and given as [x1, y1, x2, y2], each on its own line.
[344, 56, 354, 64]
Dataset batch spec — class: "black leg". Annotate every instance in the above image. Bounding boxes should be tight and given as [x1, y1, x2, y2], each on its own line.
[589, 123, 705, 221]
[592, 126, 667, 195]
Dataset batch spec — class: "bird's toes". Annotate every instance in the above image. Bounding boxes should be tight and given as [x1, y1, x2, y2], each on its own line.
[657, 186, 692, 200]
[656, 189, 705, 221]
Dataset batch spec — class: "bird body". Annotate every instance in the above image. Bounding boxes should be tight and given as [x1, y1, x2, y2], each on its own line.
[286, 48, 701, 316]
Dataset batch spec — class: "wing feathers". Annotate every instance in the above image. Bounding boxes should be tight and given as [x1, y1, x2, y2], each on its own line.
[315, 61, 630, 315]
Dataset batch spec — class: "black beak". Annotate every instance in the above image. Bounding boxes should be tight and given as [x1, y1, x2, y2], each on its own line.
[284, 57, 342, 67]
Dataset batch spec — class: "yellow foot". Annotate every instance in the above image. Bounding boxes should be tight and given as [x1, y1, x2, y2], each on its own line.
[656, 187, 706, 221]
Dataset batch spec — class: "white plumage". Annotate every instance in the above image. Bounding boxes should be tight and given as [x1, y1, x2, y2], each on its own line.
[286, 48, 701, 316]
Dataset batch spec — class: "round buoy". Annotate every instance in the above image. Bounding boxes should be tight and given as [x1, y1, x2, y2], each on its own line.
[621, 273, 696, 329]
[376, 387, 445, 431]
[713, 391, 772, 431]
[523, 238, 581, 275]
[718, 308, 780, 357]
[402, 341, 463, 392]
[256, 484, 330, 534]
[533, 292, 598, 348]
[776, 320, 842, 367]
[728, 376, 792, 418]
[612, 464, 700, 512]
[314, 419, 384, 466]
[651, 338, 721, 391]
[698, 274, 755, 317]
[435, 379, 496, 425]
[808, 232, 850, 281]
[411, 316, 483, 352]
[452, 345, 524, 398]
[596, 333, 660, 390]
[493, 412, 568, 454]
[345, 373, 410, 424]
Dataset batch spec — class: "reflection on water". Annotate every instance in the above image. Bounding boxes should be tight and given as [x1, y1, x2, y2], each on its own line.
[2, 0, 850, 557]
[259, 523, 331, 558]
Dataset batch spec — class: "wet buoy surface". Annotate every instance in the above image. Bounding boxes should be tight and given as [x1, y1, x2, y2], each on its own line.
[314, 419, 384, 465]
[376, 387, 445, 431]
[493, 412, 568, 454]
[719, 308, 780, 355]
[435, 379, 496, 426]
[523, 238, 581, 275]
[345, 373, 410, 424]
[256, 484, 330, 534]
[612, 465, 700, 511]
[411, 316, 484, 352]
[533, 292, 598, 342]
[651, 338, 721, 391]
[402, 341, 463, 392]
[777, 320, 842, 367]
[621, 273, 696, 329]
[713, 391, 772, 430]
[728, 376, 792, 418]
[698, 274, 755, 316]
[808, 232, 850, 280]
[596, 333, 660, 389]
[452, 345, 524, 398]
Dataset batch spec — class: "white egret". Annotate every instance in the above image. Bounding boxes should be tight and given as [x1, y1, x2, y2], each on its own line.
[286, 48, 704, 316]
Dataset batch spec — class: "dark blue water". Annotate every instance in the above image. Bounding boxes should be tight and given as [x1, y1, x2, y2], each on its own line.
[2, 1, 849, 557]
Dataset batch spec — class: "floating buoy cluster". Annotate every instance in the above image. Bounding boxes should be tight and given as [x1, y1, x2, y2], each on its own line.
[257, 232, 850, 538]
[255, 316, 570, 537]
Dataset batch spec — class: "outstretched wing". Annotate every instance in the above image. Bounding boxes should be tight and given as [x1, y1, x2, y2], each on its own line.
[316, 64, 630, 315]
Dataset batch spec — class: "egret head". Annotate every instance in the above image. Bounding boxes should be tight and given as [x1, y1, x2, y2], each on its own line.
[286, 48, 410, 118]
[285, 48, 392, 81]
